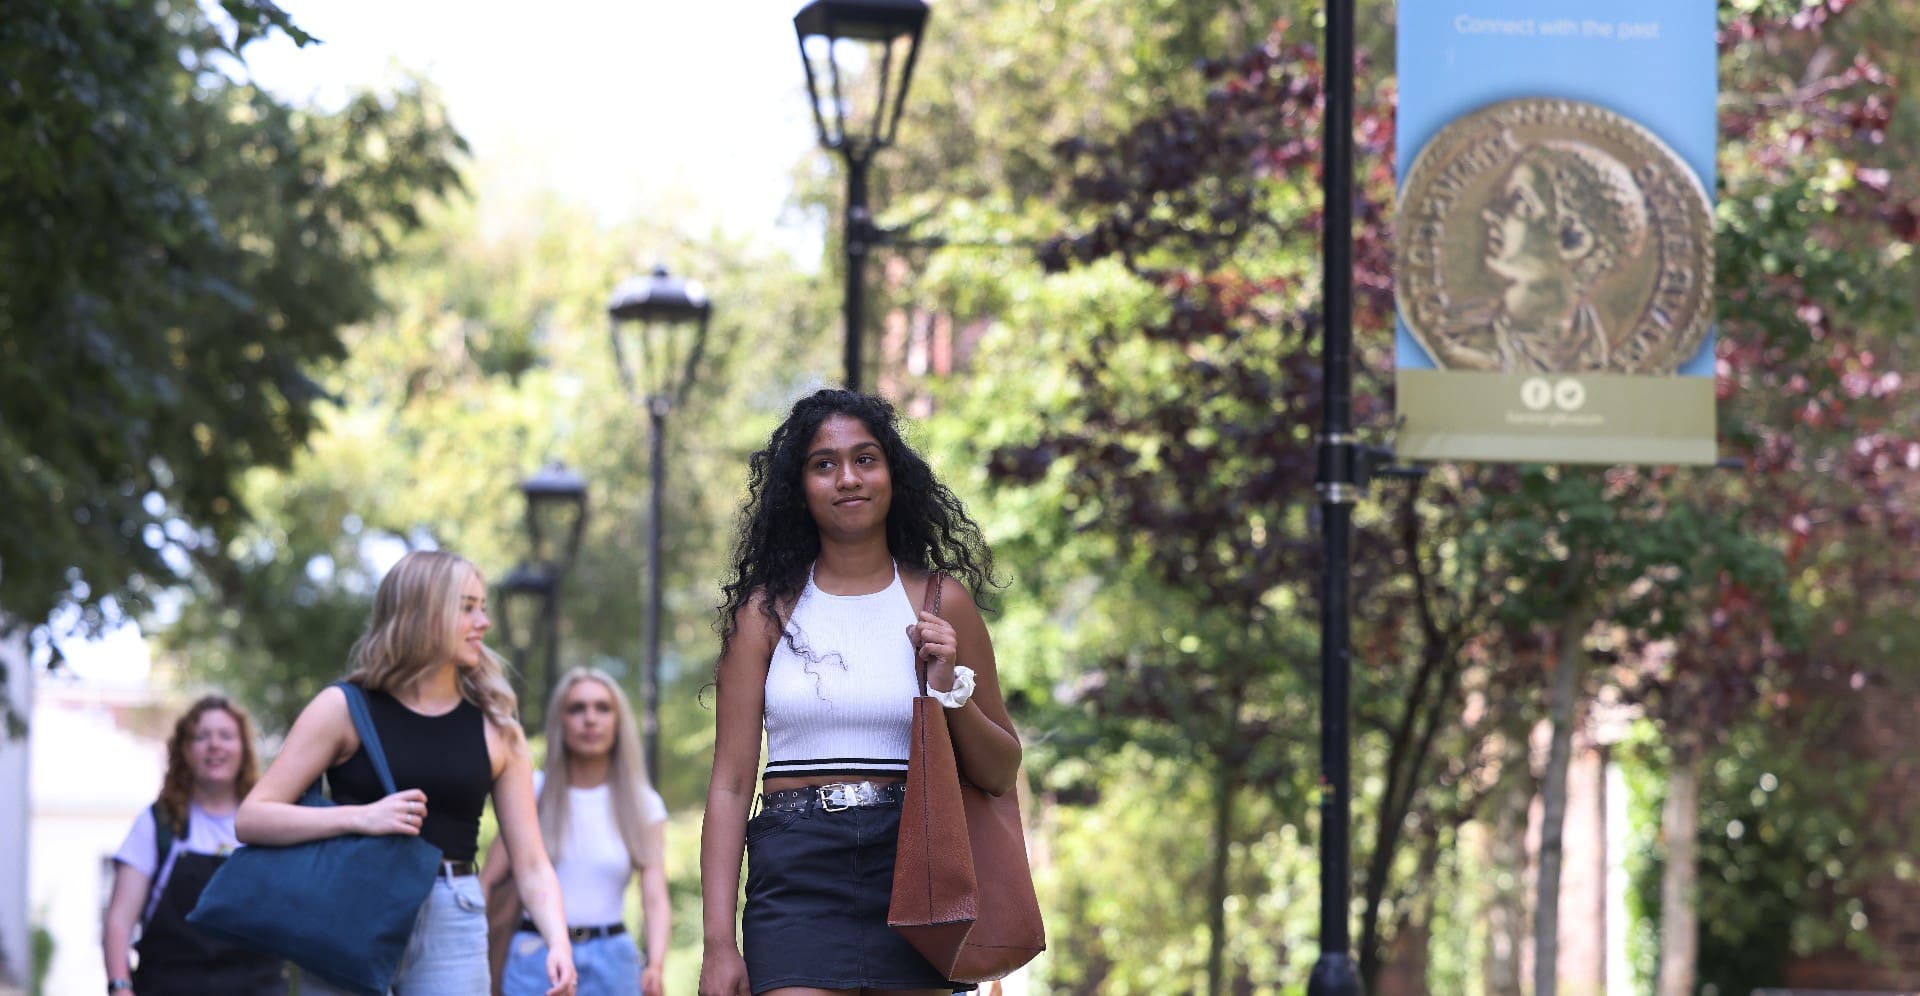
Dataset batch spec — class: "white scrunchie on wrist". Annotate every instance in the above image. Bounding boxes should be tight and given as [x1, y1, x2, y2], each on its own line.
[928, 665, 976, 709]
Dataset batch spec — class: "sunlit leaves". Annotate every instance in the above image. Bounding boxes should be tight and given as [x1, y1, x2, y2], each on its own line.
[0, 0, 465, 635]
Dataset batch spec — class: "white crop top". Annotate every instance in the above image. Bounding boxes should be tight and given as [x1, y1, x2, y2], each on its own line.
[762, 564, 922, 781]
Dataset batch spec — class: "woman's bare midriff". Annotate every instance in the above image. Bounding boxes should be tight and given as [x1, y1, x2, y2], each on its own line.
[760, 774, 906, 794]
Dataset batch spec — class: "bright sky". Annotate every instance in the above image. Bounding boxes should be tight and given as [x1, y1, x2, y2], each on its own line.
[242, 0, 825, 245]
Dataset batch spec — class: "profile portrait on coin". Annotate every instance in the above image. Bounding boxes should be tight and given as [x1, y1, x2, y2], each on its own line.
[1396, 98, 1715, 376]
[1432, 140, 1650, 373]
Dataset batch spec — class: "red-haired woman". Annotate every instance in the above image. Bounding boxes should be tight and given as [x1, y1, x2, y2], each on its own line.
[102, 694, 285, 995]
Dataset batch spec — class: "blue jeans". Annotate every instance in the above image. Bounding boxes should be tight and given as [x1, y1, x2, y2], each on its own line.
[504, 929, 640, 996]
[388, 872, 488, 995]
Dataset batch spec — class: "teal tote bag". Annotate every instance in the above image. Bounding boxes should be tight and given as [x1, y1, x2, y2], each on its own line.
[189, 682, 444, 995]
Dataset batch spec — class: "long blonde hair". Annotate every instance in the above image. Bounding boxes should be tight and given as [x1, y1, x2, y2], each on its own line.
[347, 550, 522, 741]
[539, 667, 663, 870]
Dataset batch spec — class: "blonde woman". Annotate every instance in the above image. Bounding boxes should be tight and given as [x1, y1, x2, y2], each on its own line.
[103, 695, 284, 995]
[483, 668, 670, 996]
[237, 550, 579, 996]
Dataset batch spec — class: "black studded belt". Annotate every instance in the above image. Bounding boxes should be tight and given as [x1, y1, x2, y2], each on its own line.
[518, 919, 627, 942]
[759, 780, 907, 814]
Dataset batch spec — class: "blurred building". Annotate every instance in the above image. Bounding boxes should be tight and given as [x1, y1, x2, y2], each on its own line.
[1, 628, 29, 995]
[27, 676, 172, 996]
[874, 255, 994, 417]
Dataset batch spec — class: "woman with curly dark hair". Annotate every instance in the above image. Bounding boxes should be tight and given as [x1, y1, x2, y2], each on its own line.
[102, 694, 285, 995]
[698, 389, 1022, 996]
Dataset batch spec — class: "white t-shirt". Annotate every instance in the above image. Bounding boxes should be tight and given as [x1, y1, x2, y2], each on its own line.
[112, 802, 243, 920]
[533, 771, 667, 928]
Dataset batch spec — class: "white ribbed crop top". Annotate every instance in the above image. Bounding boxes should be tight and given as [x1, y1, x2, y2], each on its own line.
[762, 563, 920, 781]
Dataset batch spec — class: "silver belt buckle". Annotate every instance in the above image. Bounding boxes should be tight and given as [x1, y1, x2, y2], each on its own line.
[817, 781, 869, 812]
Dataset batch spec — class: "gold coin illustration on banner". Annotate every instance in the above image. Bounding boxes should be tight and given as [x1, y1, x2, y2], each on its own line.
[1396, 98, 1714, 375]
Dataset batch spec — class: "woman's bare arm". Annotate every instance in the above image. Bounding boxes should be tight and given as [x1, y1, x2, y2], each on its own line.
[916, 576, 1022, 795]
[101, 862, 148, 986]
[492, 726, 577, 995]
[637, 819, 670, 986]
[237, 686, 426, 844]
[479, 833, 512, 898]
[698, 597, 776, 996]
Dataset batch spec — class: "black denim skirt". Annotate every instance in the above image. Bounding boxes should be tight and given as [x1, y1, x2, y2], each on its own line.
[742, 798, 973, 994]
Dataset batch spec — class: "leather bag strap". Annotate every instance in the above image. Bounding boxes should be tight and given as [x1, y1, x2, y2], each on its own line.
[915, 572, 945, 696]
[334, 682, 402, 796]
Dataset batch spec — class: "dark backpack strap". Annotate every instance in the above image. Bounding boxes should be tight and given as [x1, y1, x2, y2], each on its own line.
[142, 800, 180, 923]
[151, 800, 175, 858]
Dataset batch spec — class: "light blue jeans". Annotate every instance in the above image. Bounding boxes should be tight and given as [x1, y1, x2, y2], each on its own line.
[387, 872, 489, 994]
[504, 929, 640, 996]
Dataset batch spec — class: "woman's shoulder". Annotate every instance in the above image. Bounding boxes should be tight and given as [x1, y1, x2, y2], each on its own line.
[732, 586, 788, 637]
[311, 681, 354, 710]
[640, 783, 668, 822]
[290, 682, 355, 738]
[903, 566, 978, 612]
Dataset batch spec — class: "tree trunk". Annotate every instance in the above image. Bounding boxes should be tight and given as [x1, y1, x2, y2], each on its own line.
[1657, 747, 1701, 996]
[1205, 762, 1238, 996]
[1533, 615, 1585, 996]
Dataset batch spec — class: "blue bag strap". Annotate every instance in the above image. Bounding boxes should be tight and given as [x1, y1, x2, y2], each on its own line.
[334, 681, 401, 797]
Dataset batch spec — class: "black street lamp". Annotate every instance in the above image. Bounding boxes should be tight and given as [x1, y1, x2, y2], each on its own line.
[500, 462, 587, 732]
[793, 0, 929, 392]
[496, 562, 557, 731]
[608, 264, 712, 784]
[520, 461, 590, 574]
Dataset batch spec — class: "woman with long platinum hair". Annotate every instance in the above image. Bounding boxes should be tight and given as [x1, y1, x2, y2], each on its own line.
[484, 667, 670, 996]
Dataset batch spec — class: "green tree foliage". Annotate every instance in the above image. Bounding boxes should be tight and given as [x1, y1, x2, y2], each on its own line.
[907, 21, 1406, 991]
[1616, 3, 1920, 988]
[164, 188, 831, 803]
[1038, 745, 1320, 994]
[888, 0, 1917, 991]
[0, 1, 465, 740]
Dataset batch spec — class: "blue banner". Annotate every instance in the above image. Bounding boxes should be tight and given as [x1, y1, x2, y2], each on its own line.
[1394, 1, 1719, 464]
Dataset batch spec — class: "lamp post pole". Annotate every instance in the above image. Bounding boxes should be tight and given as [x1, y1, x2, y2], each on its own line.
[510, 462, 587, 733]
[644, 396, 669, 783]
[843, 153, 872, 392]
[540, 578, 562, 728]
[609, 266, 711, 786]
[497, 564, 558, 733]
[1308, 1, 1363, 994]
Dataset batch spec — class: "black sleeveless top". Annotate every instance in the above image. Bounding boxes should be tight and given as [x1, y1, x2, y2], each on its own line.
[326, 686, 492, 860]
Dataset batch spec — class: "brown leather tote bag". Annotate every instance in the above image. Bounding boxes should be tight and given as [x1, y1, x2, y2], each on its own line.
[889, 573, 1046, 983]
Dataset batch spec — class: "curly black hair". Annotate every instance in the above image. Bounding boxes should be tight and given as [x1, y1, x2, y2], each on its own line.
[716, 389, 999, 652]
